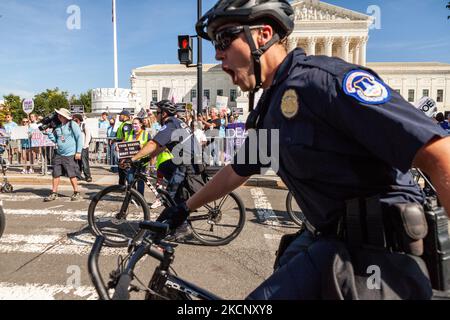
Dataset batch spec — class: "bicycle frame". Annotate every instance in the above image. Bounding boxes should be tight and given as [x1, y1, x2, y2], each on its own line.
[88, 232, 222, 300]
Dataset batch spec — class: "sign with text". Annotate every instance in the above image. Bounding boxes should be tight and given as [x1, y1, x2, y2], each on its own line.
[232, 107, 244, 115]
[22, 99, 34, 114]
[30, 129, 56, 147]
[117, 141, 141, 159]
[162, 87, 174, 101]
[216, 96, 228, 110]
[70, 105, 85, 114]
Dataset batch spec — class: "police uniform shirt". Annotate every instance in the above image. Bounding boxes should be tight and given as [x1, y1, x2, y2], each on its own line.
[153, 117, 201, 163]
[232, 48, 447, 232]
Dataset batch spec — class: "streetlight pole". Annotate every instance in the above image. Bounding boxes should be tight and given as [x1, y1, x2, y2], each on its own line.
[112, 0, 119, 89]
[197, 0, 203, 115]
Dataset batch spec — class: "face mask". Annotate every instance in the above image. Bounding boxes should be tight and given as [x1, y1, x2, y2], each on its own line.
[133, 125, 141, 132]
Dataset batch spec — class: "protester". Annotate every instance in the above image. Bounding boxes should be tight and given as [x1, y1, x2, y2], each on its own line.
[43, 108, 83, 202]
[20, 118, 33, 174]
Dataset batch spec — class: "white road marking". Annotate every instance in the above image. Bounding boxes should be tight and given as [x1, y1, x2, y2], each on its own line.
[0, 233, 127, 256]
[0, 282, 98, 300]
[250, 188, 280, 226]
[250, 188, 282, 251]
[0, 195, 44, 201]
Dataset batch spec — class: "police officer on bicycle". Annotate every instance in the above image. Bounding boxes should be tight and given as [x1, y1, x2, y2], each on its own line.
[132, 100, 203, 237]
[156, 0, 450, 300]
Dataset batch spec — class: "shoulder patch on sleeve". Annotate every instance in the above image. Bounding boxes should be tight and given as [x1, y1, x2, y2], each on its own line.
[343, 70, 391, 105]
[159, 125, 167, 132]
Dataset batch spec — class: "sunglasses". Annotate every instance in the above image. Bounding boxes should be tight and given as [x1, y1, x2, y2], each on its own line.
[212, 25, 264, 51]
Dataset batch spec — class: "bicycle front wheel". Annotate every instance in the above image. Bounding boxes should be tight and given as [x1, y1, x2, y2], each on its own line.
[188, 192, 245, 246]
[88, 185, 150, 247]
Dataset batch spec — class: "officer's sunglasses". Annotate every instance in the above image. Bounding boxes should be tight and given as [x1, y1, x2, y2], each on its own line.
[212, 25, 264, 51]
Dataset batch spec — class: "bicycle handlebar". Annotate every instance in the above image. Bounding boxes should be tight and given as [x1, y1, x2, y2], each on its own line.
[87, 236, 111, 300]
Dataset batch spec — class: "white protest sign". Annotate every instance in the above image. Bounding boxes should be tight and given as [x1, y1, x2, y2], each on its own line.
[11, 126, 29, 140]
[84, 118, 99, 138]
[216, 96, 228, 111]
[162, 87, 174, 101]
[415, 97, 437, 118]
[22, 99, 34, 114]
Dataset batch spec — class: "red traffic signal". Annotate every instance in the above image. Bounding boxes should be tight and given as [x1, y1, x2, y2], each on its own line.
[178, 35, 193, 66]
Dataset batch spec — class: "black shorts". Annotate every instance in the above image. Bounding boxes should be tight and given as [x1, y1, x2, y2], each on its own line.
[52, 154, 80, 178]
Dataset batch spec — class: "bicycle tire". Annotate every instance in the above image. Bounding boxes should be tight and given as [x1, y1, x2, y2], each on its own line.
[188, 192, 245, 246]
[88, 185, 150, 248]
[286, 192, 304, 227]
[0, 204, 5, 239]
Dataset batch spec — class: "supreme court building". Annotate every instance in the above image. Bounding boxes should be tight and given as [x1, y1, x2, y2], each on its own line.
[129, 0, 450, 117]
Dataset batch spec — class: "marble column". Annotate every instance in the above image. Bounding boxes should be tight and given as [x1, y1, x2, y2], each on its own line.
[341, 36, 350, 62]
[325, 37, 334, 57]
[307, 36, 317, 56]
[359, 36, 368, 66]
[287, 37, 298, 53]
[354, 41, 361, 65]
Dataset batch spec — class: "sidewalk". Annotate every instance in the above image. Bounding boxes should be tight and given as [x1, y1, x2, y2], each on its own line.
[3, 167, 286, 189]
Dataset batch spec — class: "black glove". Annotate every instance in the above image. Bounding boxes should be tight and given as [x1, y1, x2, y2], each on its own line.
[157, 202, 191, 230]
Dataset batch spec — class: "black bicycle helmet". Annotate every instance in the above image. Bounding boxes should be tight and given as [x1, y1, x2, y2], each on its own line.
[156, 100, 177, 116]
[196, 0, 295, 110]
[196, 0, 294, 41]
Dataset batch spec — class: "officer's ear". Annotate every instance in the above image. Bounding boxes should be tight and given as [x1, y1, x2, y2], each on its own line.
[257, 25, 274, 47]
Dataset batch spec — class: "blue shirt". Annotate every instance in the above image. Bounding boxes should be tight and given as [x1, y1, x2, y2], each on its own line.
[99, 119, 109, 130]
[232, 48, 447, 232]
[4, 121, 18, 136]
[47, 121, 83, 156]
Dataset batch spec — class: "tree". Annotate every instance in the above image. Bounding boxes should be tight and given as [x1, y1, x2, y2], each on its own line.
[33, 88, 69, 117]
[69, 89, 92, 113]
[1, 94, 24, 124]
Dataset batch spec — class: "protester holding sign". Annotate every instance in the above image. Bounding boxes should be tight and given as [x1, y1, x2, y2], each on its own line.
[20, 118, 33, 174]
[122, 118, 149, 195]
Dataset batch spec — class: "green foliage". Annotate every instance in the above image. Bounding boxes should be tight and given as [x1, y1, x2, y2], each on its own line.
[1, 88, 92, 126]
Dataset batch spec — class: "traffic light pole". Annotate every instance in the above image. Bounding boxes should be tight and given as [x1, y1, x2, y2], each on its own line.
[197, 0, 203, 115]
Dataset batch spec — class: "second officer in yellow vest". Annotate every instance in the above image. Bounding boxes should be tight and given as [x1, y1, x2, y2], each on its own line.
[125, 118, 149, 195]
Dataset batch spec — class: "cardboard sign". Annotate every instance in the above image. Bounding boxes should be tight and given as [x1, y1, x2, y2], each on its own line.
[11, 126, 29, 140]
[216, 96, 228, 110]
[70, 105, 85, 114]
[30, 130, 56, 147]
[22, 99, 34, 114]
[232, 107, 244, 115]
[117, 141, 141, 159]
[162, 87, 174, 101]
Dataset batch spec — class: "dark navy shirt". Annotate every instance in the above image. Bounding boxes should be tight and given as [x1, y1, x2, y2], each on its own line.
[232, 48, 447, 232]
[153, 117, 201, 164]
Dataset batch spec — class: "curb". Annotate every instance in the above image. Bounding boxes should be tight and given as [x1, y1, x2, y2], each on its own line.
[5, 174, 287, 189]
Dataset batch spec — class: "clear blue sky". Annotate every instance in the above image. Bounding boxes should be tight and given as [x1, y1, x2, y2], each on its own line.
[0, 0, 449, 99]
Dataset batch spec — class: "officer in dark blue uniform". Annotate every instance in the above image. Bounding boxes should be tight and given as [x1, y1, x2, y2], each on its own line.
[132, 100, 200, 205]
[157, 0, 450, 300]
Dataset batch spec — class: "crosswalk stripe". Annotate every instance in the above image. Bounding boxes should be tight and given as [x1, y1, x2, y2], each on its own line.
[0, 233, 126, 256]
[0, 282, 97, 300]
[250, 188, 280, 226]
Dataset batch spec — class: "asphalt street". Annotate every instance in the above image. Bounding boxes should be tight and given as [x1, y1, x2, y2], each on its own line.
[0, 182, 300, 300]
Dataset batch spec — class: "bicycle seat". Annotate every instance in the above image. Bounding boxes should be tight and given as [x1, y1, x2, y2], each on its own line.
[139, 221, 170, 236]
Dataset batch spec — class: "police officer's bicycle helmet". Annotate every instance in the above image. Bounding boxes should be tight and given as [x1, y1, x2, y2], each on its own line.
[156, 100, 177, 116]
[196, 0, 294, 97]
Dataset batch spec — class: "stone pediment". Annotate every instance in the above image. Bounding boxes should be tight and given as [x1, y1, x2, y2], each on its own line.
[291, 0, 372, 22]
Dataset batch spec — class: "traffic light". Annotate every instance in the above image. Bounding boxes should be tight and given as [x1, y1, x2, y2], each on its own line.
[178, 35, 193, 66]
